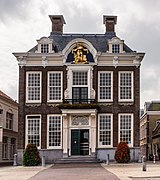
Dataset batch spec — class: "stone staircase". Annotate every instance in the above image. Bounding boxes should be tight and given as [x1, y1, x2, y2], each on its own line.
[54, 156, 100, 164]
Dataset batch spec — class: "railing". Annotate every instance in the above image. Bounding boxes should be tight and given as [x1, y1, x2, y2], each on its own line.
[64, 99, 96, 104]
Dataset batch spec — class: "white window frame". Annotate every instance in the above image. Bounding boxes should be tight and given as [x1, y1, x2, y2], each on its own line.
[26, 71, 42, 103]
[47, 115, 62, 149]
[47, 71, 63, 102]
[25, 115, 41, 149]
[118, 113, 133, 147]
[67, 66, 92, 101]
[118, 71, 134, 102]
[98, 114, 113, 148]
[98, 71, 113, 102]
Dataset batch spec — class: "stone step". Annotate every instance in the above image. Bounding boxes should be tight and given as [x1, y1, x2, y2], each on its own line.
[54, 156, 100, 164]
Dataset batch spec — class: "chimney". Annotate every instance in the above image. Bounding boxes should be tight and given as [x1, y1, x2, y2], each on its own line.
[103, 15, 117, 33]
[49, 15, 66, 34]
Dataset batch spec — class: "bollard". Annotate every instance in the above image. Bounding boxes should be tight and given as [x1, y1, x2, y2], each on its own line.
[142, 156, 146, 171]
[153, 154, 156, 164]
[13, 154, 17, 166]
[42, 155, 45, 167]
[106, 154, 109, 165]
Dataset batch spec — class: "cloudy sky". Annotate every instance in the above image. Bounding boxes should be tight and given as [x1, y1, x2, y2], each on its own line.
[0, 0, 160, 108]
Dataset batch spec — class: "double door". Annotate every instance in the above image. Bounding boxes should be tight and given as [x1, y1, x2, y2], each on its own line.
[71, 129, 89, 155]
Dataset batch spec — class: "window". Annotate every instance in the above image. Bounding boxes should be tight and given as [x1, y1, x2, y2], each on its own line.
[119, 71, 133, 101]
[26, 115, 41, 148]
[2, 137, 8, 159]
[108, 37, 124, 53]
[26, 72, 41, 103]
[119, 114, 133, 146]
[98, 114, 113, 147]
[6, 112, 13, 130]
[47, 115, 62, 149]
[41, 44, 49, 53]
[48, 72, 62, 102]
[73, 72, 88, 85]
[10, 138, 16, 159]
[112, 44, 120, 53]
[98, 72, 113, 101]
[72, 71, 88, 103]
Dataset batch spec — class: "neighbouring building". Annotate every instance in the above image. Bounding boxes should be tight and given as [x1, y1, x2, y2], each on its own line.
[13, 15, 145, 164]
[0, 90, 18, 165]
[140, 101, 160, 160]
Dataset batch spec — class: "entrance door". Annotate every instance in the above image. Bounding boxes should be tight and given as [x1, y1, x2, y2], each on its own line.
[71, 129, 89, 155]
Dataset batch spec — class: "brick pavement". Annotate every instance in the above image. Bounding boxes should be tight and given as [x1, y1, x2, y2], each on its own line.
[29, 163, 120, 180]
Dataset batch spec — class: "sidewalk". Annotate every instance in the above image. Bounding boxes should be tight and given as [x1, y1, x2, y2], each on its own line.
[102, 162, 160, 180]
[0, 165, 51, 180]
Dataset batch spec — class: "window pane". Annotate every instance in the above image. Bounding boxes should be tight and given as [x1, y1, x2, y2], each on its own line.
[112, 44, 120, 53]
[48, 72, 62, 101]
[27, 73, 41, 101]
[99, 115, 112, 146]
[99, 72, 112, 100]
[119, 114, 132, 145]
[73, 72, 88, 85]
[41, 44, 49, 53]
[6, 112, 13, 130]
[119, 72, 132, 100]
[27, 116, 40, 147]
[48, 116, 61, 147]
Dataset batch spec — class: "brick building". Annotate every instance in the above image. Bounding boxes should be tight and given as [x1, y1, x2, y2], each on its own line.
[13, 15, 145, 164]
[140, 101, 160, 160]
[0, 90, 18, 164]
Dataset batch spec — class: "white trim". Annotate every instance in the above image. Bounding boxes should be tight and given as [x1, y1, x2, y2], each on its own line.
[98, 71, 113, 102]
[47, 71, 63, 103]
[98, 114, 113, 148]
[61, 109, 97, 115]
[47, 114, 62, 149]
[25, 114, 41, 149]
[67, 66, 92, 101]
[118, 113, 133, 147]
[26, 71, 42, 103]
[118, 71, 134, 102]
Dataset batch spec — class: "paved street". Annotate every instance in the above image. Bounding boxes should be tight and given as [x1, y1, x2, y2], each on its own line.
[29, 163, 120, 180]
[0, 162, 160, 179]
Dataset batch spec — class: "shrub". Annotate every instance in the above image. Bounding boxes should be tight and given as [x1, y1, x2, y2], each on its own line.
[114, 142, 130, 163]
[23, 144, 41, 166]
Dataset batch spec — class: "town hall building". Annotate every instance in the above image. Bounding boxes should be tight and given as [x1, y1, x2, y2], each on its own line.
[13, 15, 145, 164]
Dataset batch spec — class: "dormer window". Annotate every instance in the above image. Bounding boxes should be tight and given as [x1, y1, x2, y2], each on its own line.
[108, 37, 124, 53]
[36, 37, 54, 53]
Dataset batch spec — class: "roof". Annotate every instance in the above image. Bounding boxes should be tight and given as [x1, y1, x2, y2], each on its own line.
[28, 33, 133, 53]
[0, 90, 17, 104]
[147, 102, 160, 111]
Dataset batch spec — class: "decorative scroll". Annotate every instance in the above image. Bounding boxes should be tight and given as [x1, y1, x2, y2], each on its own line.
[71, 116, 89, 126]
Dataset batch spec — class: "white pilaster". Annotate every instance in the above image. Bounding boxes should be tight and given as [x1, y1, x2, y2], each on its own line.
[62, 114, 69, 157]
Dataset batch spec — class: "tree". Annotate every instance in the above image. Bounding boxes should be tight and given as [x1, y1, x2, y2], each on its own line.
[23, 144, 41, 166]
[115, 142, 130, 163]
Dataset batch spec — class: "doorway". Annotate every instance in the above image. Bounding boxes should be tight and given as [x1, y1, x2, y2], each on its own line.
[71, 129, 89, 155]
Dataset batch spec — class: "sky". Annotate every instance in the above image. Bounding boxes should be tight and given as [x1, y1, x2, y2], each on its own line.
[0, 0, 160, 108]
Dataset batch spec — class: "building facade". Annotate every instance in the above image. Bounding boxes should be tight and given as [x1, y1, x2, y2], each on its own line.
[140, 101, 160, 160]
[0, 90, 18, 164]
[14, 15, 145, 164]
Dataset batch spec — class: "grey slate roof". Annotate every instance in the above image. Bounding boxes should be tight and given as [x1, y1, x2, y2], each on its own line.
[28, 33, 133, 53]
